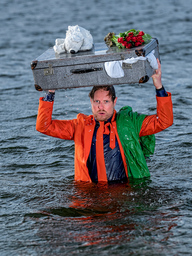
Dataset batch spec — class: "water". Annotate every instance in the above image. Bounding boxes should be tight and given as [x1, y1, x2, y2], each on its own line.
[1, 0, 192, 255]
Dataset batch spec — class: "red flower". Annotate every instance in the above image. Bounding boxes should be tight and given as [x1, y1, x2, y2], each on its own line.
[126, 43, 132, 49]
[121, 41, 128, 47]
[125, 36, 132, 42]
[118, 37, 124, 43]
[135, 41, 142, 46]
[115, 30, 149, 49]
[136, 36, 143, 42]
[121, 41, 133, 48]
[131, 36, 137, 42]
[138, 31, 144, 36]
[128, 32, 134, 37]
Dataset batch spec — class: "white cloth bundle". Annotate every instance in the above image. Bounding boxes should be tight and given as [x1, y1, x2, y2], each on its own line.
[104, 50, 158, 78]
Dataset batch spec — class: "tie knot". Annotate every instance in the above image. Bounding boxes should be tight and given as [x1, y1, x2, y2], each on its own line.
[103, 122, 111, 135]
[97, 121, 115, 149]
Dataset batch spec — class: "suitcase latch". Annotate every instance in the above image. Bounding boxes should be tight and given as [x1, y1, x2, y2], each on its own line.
[44, 64, 54, 76]
[122, 63, 132, 69]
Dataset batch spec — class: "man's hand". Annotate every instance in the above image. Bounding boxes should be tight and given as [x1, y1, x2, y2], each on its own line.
[49, 90, 55, 93]
[152, 58, 163, 90]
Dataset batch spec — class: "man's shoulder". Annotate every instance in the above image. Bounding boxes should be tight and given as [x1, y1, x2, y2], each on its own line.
[117, 106, 134, 119]
[76, 113, 94, 123]
[118, 106, 133, 114]
[117, 106, 146, 124]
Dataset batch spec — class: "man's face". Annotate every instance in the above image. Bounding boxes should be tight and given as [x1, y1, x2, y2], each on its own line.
[90, 89, 117, 121]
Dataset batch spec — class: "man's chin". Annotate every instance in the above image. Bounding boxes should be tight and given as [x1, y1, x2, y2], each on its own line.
[95, 114, 107, 121]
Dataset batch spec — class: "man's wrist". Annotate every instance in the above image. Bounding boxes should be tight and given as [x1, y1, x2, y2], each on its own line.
[43, 91, 55, 102]
[156, 86, 168, 97]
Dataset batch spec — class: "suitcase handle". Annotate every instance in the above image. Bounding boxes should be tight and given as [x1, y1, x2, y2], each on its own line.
[70, 67, 103, 74]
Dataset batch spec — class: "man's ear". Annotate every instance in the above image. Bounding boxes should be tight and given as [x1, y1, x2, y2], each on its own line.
[114, 97, 117, 107]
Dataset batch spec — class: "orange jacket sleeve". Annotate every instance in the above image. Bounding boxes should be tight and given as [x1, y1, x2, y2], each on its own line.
[139, 93, 173, 137]
[36, 97, 77, 140]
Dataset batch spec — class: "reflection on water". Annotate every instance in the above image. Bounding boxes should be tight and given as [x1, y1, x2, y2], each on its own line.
[23, 180, 181, 254]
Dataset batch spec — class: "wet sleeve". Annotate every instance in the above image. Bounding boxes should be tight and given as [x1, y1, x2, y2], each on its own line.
[36, 97, 77, 140]
[139, 92, 173, 137]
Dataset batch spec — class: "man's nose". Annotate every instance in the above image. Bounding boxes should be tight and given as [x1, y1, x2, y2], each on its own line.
[98, 102, 104, 109]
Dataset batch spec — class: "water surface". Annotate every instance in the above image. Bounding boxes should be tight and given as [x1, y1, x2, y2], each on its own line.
[0, 0, 192, 255]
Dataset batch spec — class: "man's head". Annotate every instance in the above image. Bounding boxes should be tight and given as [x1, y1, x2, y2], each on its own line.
[89, 85, 117, 121]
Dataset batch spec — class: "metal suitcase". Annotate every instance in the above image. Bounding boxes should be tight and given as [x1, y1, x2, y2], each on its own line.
[31, 38, 159, 91]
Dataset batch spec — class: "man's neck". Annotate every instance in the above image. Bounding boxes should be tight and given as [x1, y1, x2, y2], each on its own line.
[95, 116, 113, 124]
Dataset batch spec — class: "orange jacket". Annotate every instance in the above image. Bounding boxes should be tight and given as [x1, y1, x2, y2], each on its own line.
[36, 93, 173, 181]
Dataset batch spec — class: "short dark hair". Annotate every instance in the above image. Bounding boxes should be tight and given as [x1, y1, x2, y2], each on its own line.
[89, 85, 116, 102]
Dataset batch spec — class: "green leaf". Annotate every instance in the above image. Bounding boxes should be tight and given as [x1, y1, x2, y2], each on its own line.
[111, 36, 123, 48]
[142, 33, 152, 43]
[127, 29, 137, 35]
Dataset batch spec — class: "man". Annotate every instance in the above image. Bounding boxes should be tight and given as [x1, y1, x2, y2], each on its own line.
[36, 59, 173, 183]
